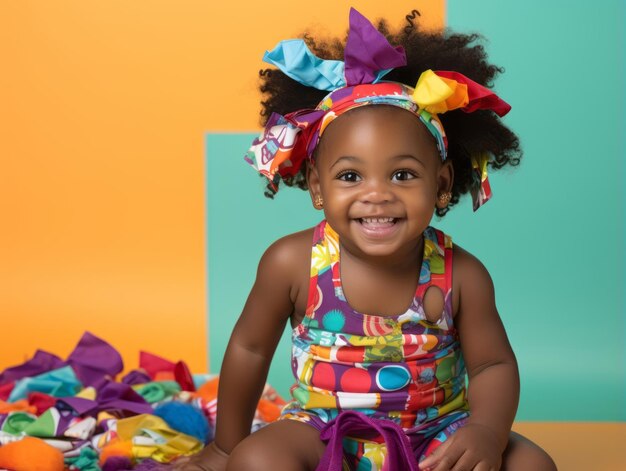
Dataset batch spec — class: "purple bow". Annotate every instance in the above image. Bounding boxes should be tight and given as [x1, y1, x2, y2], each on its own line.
[344, 8, 407, 86]
[316, 410, 420, 471]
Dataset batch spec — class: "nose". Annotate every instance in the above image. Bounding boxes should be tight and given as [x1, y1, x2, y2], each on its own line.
[360, 178, 395, 204]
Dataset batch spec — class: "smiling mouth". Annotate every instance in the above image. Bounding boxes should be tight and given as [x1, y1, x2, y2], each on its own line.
[354, 217, 401, 238]
[358, 217, 398, 226]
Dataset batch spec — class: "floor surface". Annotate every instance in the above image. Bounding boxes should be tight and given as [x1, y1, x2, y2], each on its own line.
[512, 422, 625, 470]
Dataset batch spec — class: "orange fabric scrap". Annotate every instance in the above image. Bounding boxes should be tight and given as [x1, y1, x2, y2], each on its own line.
[0, 436, 64, 471]
[99, 438, 134, 465]
[0, 399, 37, 415]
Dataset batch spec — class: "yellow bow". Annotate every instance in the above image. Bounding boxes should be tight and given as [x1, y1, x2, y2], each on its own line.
[413, 69, 469, 114]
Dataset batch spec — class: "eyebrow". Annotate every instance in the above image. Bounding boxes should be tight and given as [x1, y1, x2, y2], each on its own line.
[329, 154, 425, 170]
[330, 155, 361, 170]
[392, 154, 425, 167]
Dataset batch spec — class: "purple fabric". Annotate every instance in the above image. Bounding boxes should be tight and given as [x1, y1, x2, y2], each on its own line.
[55, 407, 77, 436]
[134, 459, 167, 470]
[0, 350, 65, 384]
[344, 7, 407, 86]
[102, 456, 133, 471]
[59, 380, 152, 417]
[56, 396, 97, 416]
[102, 457, 167, 471]
[67, 331, 124, 387]
[121, 369, 152, 386]
[0, 332, 124, 391]
[316, 410, 419, 471]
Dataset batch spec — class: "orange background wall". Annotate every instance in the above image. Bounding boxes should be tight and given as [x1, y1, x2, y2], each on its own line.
[0, 1, 444, 374]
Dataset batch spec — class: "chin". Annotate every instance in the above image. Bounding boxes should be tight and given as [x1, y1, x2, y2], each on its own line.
[354, 240, 404, 258]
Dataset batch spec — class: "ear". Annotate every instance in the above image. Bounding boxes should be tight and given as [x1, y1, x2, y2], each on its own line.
[436, 160, 454, 209]
[306, 162, 323, 210]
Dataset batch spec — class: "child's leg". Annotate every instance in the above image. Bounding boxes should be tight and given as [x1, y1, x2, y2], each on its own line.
[501, 431, 557, 471]
[226, 419, 326, 471]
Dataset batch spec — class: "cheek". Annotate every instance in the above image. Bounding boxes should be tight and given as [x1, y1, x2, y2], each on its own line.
[411, 195, 437, 212]
[421, 173, 441, 197]
[324, 187, 353, 208]
[403, 183, 438, 210]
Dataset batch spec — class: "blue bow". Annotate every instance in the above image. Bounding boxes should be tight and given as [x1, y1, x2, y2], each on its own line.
[262, 8, 407, 91]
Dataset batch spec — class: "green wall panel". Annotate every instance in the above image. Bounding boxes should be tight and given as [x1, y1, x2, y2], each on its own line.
[207, 1, 624, 421]
[446, 0, 624, 421]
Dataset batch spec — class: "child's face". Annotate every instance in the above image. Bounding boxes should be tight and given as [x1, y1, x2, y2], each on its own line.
[307, 106, 453, 260]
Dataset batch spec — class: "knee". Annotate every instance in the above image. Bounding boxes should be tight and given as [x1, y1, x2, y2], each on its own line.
[517, 448, 557, 471]
[502, 432, 557, 471]
[226, 439, 294, 471]
[535, 450, 557, 471]
[226, 441, 267, 471]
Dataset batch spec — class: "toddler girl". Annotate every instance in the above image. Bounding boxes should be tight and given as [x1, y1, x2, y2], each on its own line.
[185, 8, 556, 471]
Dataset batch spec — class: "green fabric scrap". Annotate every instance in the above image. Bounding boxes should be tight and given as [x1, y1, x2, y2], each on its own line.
[134, 381, 181, 403]
[64, 446, 101, 471]
[1, 411, 37, 434]
[23, 408, 56, 437]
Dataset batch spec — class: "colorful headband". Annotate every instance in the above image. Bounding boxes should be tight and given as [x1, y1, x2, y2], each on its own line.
[245, 8, 511, 211]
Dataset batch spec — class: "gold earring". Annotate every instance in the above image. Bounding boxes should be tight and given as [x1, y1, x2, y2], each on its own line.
[438, 192, 452, 205]
[314, 195, 324, 209]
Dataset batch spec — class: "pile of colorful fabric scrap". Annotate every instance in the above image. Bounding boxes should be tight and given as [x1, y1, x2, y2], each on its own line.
[0, 332, 286, 470]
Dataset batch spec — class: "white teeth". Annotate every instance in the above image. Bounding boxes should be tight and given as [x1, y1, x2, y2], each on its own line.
[361, 217, 395, 224]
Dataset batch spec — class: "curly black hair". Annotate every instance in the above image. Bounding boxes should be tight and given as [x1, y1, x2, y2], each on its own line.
[257, 9, 522, 216]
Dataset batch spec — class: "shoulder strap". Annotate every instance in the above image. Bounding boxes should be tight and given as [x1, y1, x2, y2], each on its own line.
[305, 220, 329, 317]
[433, 228, 453, 322]
[416, 227, 452, 321]
[442, 231, 453, 301]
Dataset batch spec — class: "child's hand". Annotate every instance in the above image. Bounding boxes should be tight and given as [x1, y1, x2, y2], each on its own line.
[418, 423, 503, 471]
[170, 441, 229, 471]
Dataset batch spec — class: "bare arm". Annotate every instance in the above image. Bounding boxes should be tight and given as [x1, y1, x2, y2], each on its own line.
[213, 237, 300, 453]
[454, 245, 520, 452]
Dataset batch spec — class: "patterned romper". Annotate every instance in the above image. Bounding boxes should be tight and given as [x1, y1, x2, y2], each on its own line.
[279, 220, 470, 470]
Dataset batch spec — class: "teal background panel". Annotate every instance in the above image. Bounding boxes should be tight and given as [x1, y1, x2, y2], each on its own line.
[206, 133, 320, 402]
[207, 2, 624, 421]
[444, 0, 624, 421]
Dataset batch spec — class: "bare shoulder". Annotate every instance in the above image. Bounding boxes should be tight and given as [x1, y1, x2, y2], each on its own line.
[451, 244, 495, 316]
[451, 243, 517, 373]
[452, 244, 494, 290]
[232, 227, 315, 356]
[261, 228, 313, 268]
[258, 227, 314, 306]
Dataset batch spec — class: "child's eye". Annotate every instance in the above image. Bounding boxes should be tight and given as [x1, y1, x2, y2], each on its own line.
[391, 170, 417, 181]
[336, 171, 361, 182]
